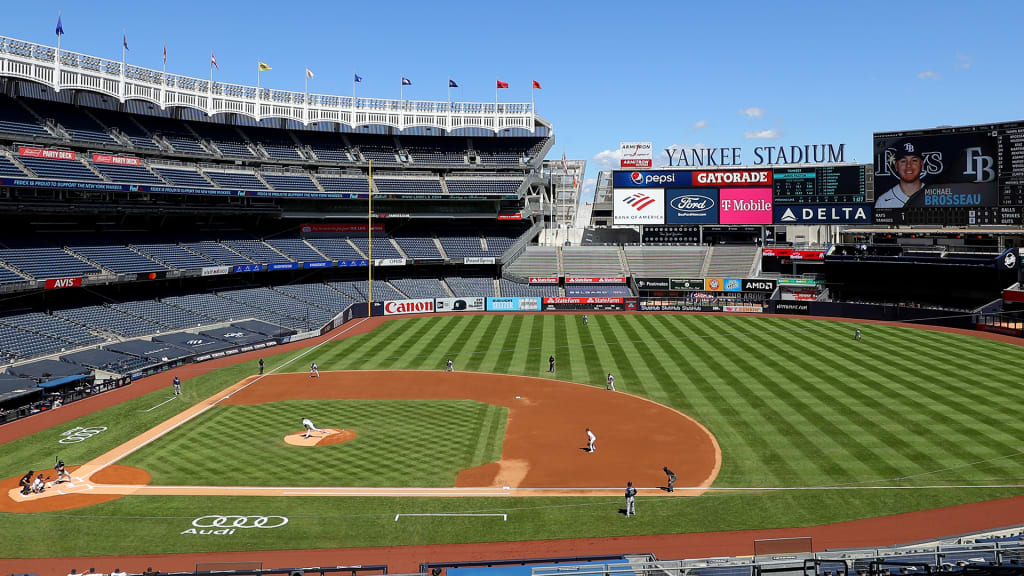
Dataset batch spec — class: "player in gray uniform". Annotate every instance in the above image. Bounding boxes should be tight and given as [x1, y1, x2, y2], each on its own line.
[854, 328, 862, 342]
[55, 459, 71, 484]
[310, 362, 320, 378]
[606, 373, 615, 391]
[302, 417, 325, 439]
[445, 359, 454, 372]
[624, 481, 637, 517]
[586, 427, 596, 453]
[664, 466, 676, 493]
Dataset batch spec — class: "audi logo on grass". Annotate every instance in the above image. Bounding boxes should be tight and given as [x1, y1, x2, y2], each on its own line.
[182, 515, 289, 535]
[59, 426, 107, 444]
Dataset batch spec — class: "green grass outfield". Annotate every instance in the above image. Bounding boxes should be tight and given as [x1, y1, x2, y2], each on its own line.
[2, 313, 1024, 558]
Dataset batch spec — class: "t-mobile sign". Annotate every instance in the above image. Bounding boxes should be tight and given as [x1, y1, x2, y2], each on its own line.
[719, 188, 772, 224]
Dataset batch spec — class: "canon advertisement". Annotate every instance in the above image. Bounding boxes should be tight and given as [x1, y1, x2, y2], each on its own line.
[872, 123, 1024, 225]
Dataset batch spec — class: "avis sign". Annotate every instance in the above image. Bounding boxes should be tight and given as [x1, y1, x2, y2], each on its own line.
[620, 142, 653, 168]
[44, 277, 83, 290]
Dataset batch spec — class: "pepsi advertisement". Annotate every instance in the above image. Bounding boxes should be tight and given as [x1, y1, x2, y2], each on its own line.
[666, 188, 719, 223]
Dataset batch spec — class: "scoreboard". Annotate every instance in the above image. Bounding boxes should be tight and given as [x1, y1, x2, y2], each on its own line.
[772, 165, 866, 204]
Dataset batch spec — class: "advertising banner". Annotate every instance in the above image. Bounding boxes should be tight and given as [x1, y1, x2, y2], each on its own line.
[613, 170, 690, 188]
[303, 261, 333, 269]
[723, 304, 764, 313]
[723, 278, 743, 292]
[692, 170, 772, 187]
[564, 277, 627, 284]
[790, 250, 825, 261]
[301, 223, 384, 234]
[18, 147, 75, 160]
[434, 297, 486, 312]
[200, 266, 230, 276]
[635, 278, 670, 290]
[704, 278, 725, 292]
[463, 257, 496, 265]
[232, 264, 263, 273]
[774, 204, 873, 224]
[528, 277, 559, 284]
[613, 188, 665, 224]
[775, 301, 811, 315]
[267, 262, 299, 271]
[383, 299, 435, 316]
[670, 278, 705, 291]
[665, 188, 719, 224]
[486, 297, 541, 311]
[44, 277, 82, 290]
[543, 297, 624, 305]
[374, 258, 406, 267]
[742, 278, 778, 292]
[337, 259, 370, 267]
[91, 153, 141, 166]
[497, 213, 523, 220]
[620, 142, 653, 168]
[639, 300, 721, 312]
[719, 188, 773, 224]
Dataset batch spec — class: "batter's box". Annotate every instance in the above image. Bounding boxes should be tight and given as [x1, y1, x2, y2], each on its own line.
[55, 477, 94, 494]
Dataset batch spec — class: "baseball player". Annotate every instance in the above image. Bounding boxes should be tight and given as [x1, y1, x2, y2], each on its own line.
[258, 358, 264, 375]
[582, 314, 588, 325]
[664, 466, 677, 493]
[310, 362, 320, 378]
[55, 459, 71, 484]
[31, 473, 46, 494]
[445, 358, 454, 372]
[606, 373, 616, 391]
[876, 139, 925, 208]
[586, 427, 596, 453]
[548, 355, 556, 373]
[625, 481, 637, 517]
[172, 376, 181, 396]
[854, 328, 862, 342]
[18, 470, 33, 495]
[301, 417, 325, 439]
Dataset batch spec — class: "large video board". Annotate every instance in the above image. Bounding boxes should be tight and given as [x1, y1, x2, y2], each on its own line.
[772, 166, 866, 204]
[874, 121, 1024, 225]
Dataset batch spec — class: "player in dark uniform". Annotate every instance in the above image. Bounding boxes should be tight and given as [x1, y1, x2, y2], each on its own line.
[664, 466, 677, 493]
[18, 470, 33, 495]
[55, 459, 71, 483]
[258, 358, 264, 375]
[172, 376, 181, 396]
[548, 355, 555, 373]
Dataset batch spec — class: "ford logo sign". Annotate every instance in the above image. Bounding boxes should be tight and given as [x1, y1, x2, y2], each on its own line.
[670, 194, 715, 212]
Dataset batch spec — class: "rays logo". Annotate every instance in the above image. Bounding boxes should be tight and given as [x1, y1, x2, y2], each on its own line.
[623, 193, 656, 211]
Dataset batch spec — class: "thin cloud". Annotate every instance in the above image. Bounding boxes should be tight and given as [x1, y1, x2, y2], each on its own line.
[955, 52, 971, 69]
[661, 143, 707, 167]
[740, 107, 764, 119]
[917, 71, 939, 80]
[693, 120, 708, 130]
[744, 129, 781, 139]
[580, 177, 598, 204]
[590, 148, 623, 171]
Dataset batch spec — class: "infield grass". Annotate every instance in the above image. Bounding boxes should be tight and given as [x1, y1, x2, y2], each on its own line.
[3, 313, 1024, 558]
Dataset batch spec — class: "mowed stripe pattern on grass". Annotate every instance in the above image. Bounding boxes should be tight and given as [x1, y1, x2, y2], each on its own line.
[120, 400, 507, 487]
[299, 314, 1024, 488]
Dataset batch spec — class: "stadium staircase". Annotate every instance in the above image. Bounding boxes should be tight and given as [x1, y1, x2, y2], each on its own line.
[433, 238, 449, 259]
[80, 157, 110, 181]
[20, 100, 65, 140]
[63, 247, 113, 276]
[617, 247, 629, 275]
[700, 247, 714, 276]
[1, 150, 31, 177]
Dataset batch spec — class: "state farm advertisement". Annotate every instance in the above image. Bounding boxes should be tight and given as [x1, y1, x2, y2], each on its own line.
[543, 297, 624, 304]
[719, 188, 772, 224]
[383, 299, 435, 316]
[92, 154, 141, 166]
[19, 147, 75, 161]
[528, 277, 559, 284]
[564, 277, 626, 284]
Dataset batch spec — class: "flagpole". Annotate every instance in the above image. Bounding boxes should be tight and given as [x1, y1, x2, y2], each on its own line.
[120, 29, 126, 101]
[55, 13, 61, 93]
[447, 76, 451, 103]
[368, 159, 373, 303]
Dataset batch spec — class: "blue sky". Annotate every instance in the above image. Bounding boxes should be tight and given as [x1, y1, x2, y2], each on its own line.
[4, 1, 1023, 202]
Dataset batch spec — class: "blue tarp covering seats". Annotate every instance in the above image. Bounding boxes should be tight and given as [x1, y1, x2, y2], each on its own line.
[105, 339, 192, 361]
[152, 331, 232, 354]
[38, 373, 91, 388]
[0, 374, 42, 403]
[62, 348, 138, 371]
[199, 326, 268, 345]
[232, 320, 295, 338]
[8, 359, 89, 381]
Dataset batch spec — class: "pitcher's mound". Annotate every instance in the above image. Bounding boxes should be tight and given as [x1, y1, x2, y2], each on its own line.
[284, 428, 356, 446]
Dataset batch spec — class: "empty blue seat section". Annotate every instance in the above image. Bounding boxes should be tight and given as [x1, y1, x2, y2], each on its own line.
[222, 238, 289, 263]
[191, 124, 255, 158]
[29, 100, 118, 145]
[484, 233, 518, 254]
[164, 293, 262, 323]
[88, 108, 160, 150]
[306, 237, 364, 260]
[391, 278, 447, 299]
[0, 156, 27, 177]
[0, 246, 98, 279]
[180, 240, 252, 266]
[137, 116, 207, 155]
[0, 96, 50, 137]
[274, 284, 355, 312]
[446, 179, 523, 195]
[329, 279, 405, 302]
[446, 276, 494, 297]
[262, 173, 319, 192]
[439, 233, 485, 257]
[316, 175, 368, 193]
[265, 238, 324, 261]
[151, 166, 211, 188]
[53, 305, 163, 338]
[62, 348, 146, 372]
[219, 287, 333, 329]
[246, 129, 303, 161]
[205, 171, 268, 190]
[298, 132, 352, 162]
[68, 240, 167, 274]
[374, 178, 444, 195]
[348, 236, 401, 259]
[112, 300, 211, 329]
[19, 156, 102, 181]
[358, 144, 400, 165]
[499, 279, 559, 297]
[0, 323, 70, 361]
[92, 163, 164, 185]
[0, 312, 103, 347]
[394, 235, 441, 258]
[0, 265, 25, 284]
[402, 136, 469, 165]
[133, 243, 214, 269]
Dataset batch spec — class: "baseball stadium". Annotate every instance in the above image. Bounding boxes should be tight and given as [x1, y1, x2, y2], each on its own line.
[2, 13, 1024, 576]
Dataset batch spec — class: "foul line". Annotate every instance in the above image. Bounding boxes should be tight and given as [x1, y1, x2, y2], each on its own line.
[87, 318, 370, 476]
[138, 396, 177, 413]
[394, 513, 506, 521]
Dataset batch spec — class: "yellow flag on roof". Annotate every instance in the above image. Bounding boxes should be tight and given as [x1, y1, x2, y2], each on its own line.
[258, 62, 272, 71]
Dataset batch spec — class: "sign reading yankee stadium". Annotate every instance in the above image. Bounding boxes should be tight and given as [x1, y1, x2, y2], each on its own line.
[664, 144, 846, 167]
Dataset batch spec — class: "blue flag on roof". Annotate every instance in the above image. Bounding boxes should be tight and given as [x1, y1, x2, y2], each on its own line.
[55, 13, 64, 37]
[354, 73, 362, 83]
[449, 79, 458, 88]
[401, 77, 411, 86]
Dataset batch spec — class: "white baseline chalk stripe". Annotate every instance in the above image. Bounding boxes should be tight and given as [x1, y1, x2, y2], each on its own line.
[139, 396, 177, 413]
[394, 513, 506, 521]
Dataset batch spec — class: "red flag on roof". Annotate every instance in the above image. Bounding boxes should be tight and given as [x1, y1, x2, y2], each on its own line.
[496, 80, 508, 89]
[532, 80, 542, 89]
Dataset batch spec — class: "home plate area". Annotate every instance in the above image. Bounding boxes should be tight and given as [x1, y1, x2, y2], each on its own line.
[283, 428, 357, 446]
